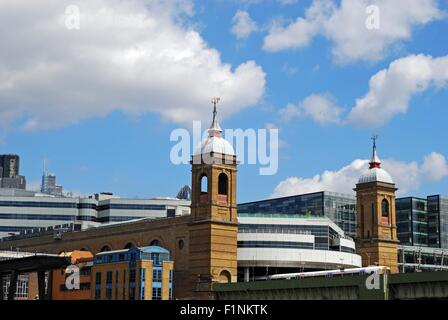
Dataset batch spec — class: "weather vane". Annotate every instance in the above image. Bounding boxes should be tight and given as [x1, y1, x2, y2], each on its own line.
[211, 97, 220, 112]
[371, 134, 379, 148]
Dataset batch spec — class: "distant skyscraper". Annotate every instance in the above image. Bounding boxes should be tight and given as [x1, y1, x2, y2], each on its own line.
[0, 154, 20, 178]
[0, 154, 26, 189]
[176, 185, 191, 200]
[41, 172, 63, 196]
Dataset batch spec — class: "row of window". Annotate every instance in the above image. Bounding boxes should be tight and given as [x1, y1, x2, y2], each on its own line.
[94, 268, 169, 300]
[0, 201, 167, 211]
[238, 241, 314, 249]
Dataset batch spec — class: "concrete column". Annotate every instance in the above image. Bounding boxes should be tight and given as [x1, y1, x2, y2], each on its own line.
[8, 271, 18, 300]
[244, 268, 250, 282]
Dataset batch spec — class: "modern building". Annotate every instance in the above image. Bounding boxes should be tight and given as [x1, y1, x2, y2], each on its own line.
[51, 250, 93, 300]
[428, 195, 448, 249]
[91, 246, 173, 300]
[396, 197, 428, 247]
[41, 172, 63, 196]
[0, 154, 26, 190]
[237, 214, 361, 281]
[398, 245, 448, 272]
[238, 191, 356, 238]
[177, 185, 192, 200]
[0, 193, 190, 239]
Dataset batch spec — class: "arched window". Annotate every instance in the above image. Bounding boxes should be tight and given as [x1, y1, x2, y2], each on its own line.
[200, 174, 208, 204]
[100, 245, 111, 252]
[218, 173, 228, 195]
[200, 174, 208, 194]
[150, 239, 161, 246]
[382, 199, 389, 217]
[218, 270, 231, 283]
[124, 242, 136, 249]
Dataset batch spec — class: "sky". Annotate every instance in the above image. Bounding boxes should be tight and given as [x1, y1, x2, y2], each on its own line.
[0, 0, 447, 202]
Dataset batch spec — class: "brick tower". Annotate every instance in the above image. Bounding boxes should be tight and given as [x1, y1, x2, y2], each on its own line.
[188, 97, 238, 298]
[354, 136, 399, 273]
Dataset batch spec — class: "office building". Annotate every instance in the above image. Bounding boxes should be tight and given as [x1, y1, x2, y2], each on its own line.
[237, 214, 361, 281]
[0, 193, 191, 239]
[92, 246, 173, 300]
[396, 197, 428, 247]
[41, 172, 63, 196]
[238, 191, 356, 238]
[0, 154, 26, 190]
[427, 195, 448, 249]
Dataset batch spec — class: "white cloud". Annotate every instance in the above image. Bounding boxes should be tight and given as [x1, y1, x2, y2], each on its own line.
[263, 0, 332, 52]
[263, 0, 443, 63]
[0, 0, 266, 132]
[271, 152, 448, 198]
[348, 54, 448, 126]
[422, 152, 448, 181]
[279, 94, 343, 125]
[231, 10, 258, 39]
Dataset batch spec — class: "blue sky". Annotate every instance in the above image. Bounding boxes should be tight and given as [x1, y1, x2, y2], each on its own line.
[0, 0, 447, 202]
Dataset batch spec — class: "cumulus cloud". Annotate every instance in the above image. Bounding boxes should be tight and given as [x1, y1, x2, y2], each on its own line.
[279, 94, 343, 125]
[271, 152, 448, 197]
[348, 54, 448, 126]
[263, 0, 443, 63]
[422, 152, 448, 182]
[0, 0, 266, 132]
[231, 10, 258, 39]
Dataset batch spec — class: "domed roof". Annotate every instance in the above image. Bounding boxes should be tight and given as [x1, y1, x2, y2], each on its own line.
[358, 167, 393, 184]
[193, 97, 235, 156]
[358, 136, 394, 184]
[194, 136, 235, 156]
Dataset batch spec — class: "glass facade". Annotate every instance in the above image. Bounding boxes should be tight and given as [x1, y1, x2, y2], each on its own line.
[238, 192, 356, 238]
[396, 197, 428, 247]
[427, 195, 448, 249]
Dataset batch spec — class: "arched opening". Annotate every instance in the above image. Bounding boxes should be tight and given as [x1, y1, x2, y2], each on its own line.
[217, 173, 228, 204]
[218, 270, 231, 283]
[100, 245, 112, 252]
[200, 173, 208, 204]
[124, 242, 136, 249]
[150, 239, 161, 246]
[382, 199, 389, 217]
[218, 173, 228, 195]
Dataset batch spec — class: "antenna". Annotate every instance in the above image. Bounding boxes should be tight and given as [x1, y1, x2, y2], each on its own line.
[43, 157, 48, 175]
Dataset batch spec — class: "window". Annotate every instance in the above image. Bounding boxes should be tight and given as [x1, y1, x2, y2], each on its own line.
[152, 287, 161, 300]
[218, 173, 228, 195]
[115, 271, 119, 300]
[106, 271, 113, 300]
[178, 239, 184, 250]
[200, 174, 208, 194]
[123, 270, 126, 300]
[129, 270, 136, 283]
[382, 199, 389, 217]
[95, 272, 102, 285]
[150, 253, 161, 265]
[153, 269, 162, 283]
[95, 272, 102, 300]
